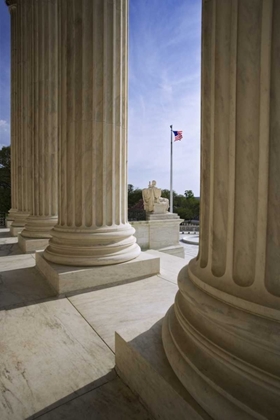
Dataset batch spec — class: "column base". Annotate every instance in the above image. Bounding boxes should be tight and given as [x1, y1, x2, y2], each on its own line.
[6, 208, 17, 226]
[43, 224, 141, 266]
[36, 251, 160, 296]
[10, 226, 24, 237]
[115, 320, 209, 420]
[18, 234, 49, 253]
[5, 219, 13, 228]
[10, 211, 29, 236]
[162, 264, 280, 420]
[20, 215, 58, 239]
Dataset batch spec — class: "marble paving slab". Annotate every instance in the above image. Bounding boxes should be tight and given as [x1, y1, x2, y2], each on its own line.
[0, 299, 116, 420]
[0, 229, 20, 257]
[146, 250, 188, 284]
[180, 242, 199, 260]
[181, 234, 199, 245]
[0, 254, 35, 272]
[0, 237, 18, 245]
[69, 275, 178, 352]
[0, 228, 13, 238]
[0, 243, 25, 257]
[37, 377, 154, 420]
[0, 266, 55, 310]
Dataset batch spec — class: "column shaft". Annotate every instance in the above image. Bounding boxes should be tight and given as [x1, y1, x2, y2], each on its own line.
[163, 1, 280, 418]
[21, 0, 58, 239]
[6, 0, 18, 221]
[10, 0, 32, 228]
[43, 0, 140, 266]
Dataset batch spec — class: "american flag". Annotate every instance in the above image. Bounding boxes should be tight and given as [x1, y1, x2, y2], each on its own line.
[173, 130, 183, 141]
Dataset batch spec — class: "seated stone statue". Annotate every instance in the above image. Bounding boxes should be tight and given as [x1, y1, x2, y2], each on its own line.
[142, 180, 169, 213]
[159, 196, 169, 212]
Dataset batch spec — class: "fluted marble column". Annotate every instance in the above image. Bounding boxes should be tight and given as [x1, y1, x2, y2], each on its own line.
[163, 1, 280, 418]
[10, 0, 32, 234]
[6, 0, 18, 225]
[20, 0, 58, 243]
[43, 0, 140, 266]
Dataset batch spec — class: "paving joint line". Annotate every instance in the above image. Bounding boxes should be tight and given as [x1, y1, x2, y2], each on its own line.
[67, 297, 115, 355]
[34, 376, 119, 419]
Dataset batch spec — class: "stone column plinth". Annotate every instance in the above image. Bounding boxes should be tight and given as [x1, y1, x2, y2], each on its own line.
[19, 0, 58, 253]
[9, 0, 31, 236]
[6, 0, 18, 227]
[40, 0, 140, 270]
[162, 1, 280, 418]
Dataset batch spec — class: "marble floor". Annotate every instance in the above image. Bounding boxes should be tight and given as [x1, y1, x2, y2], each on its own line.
[0, 228, 197, 420]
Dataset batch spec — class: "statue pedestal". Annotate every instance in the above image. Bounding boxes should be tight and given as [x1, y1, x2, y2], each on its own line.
[146, 212, 180, 221]
[153, 203, 166, 214]
[131, 218, 184, 258]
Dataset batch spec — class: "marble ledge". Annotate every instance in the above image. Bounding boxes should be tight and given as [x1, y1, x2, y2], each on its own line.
[115, 320, 210, 420]
[10, 225, 24, 237]
[18, 234, 49, 253]
[5, 220, 13, 228]
[36, 251, 160, 296]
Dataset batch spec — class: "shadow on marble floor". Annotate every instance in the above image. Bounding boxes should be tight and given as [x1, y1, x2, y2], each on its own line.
[116, 320, 210, 420]
[0, 261, 165, 313]
[0, 243, 24, 257]
[24, 372, 115, 420]
[0, 266, 58, 311]
[0, 229, 13, 238]
[24, 375, 153, 420]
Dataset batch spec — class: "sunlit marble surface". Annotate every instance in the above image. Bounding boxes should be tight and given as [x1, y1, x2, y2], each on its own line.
[0, 228, 198, 419]
[69, 274, 178, 352]
[0, 299, 116, 420]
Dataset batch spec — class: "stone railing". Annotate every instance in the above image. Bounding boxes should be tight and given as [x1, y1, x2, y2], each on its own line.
[179, 223, 199, 233]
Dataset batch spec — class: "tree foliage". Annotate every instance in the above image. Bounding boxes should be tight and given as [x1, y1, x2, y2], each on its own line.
[0, 146, 11, 214]
[127, 185, 143, 209]
[184, 190, 194, 199]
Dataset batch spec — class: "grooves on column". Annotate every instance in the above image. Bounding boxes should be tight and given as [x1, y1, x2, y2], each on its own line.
[44, 0, 140, 266]
[21, 0, 58, 239]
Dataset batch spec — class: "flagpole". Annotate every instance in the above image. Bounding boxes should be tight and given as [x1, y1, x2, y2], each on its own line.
[170, 125, 173, 213]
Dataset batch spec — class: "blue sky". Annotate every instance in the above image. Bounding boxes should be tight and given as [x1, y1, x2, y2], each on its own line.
[0, 0, 201, 195]
[0, 1, 10, 152]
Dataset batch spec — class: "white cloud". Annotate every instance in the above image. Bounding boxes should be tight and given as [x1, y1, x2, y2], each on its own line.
[0, 119, 9, 129]
[0, 119, 10, 147]
[0, 0, 202, 195]
[128, 0, 202, 195]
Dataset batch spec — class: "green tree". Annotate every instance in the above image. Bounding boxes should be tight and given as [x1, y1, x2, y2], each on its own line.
[161, 189, 179, 202]
[128, 184, 134, 194]
[127, 184, 143, 208]
[0, 146, 11, 214]
[174, 194, 185, 208]
[184, 190, 194, 199]
[183, 189, 200, 220]
[172, 189, 200, 220]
